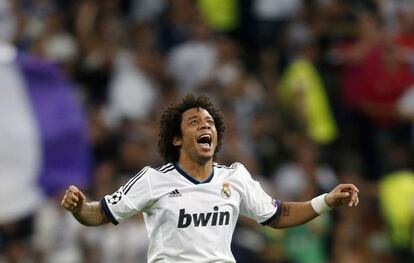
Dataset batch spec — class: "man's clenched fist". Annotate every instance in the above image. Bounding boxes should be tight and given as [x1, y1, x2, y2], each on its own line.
[61, 185, 86, 213]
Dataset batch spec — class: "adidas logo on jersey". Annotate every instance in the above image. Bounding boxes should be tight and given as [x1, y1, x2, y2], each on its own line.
[169, 189, 182, 197]
[177, 206, 230, 228]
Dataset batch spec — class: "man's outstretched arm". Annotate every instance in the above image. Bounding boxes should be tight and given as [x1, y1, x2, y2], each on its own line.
[61, 185, 109, 226]
[268, 183, 359, 229]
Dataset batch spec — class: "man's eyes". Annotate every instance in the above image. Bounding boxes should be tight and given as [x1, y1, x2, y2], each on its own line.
[188, 119, 214, 125]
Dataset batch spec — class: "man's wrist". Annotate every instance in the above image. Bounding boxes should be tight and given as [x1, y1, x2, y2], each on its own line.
[311, 193, 332, 214]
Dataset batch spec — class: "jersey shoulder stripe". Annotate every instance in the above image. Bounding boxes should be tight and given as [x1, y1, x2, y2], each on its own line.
[159, 166, 175, 174]
[213, 163, 238, 170]
[155, 163, 173, 172]
[230, 162, 241, 168]
[123, 166, 149, 194]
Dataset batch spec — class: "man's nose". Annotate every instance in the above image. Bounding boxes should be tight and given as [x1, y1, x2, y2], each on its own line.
[200, 120, 211, 129]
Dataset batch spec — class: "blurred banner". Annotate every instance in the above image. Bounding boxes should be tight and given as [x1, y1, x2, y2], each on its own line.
[0, 44, 90, 223]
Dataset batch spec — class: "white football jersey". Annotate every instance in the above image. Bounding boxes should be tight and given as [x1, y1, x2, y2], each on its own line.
[101, 162, 280, 263]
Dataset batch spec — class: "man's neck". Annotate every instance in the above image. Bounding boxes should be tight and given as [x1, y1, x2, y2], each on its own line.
[177, 157, 213, 182]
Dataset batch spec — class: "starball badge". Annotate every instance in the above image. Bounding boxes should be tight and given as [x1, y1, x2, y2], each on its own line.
[221, 182, 231, 199]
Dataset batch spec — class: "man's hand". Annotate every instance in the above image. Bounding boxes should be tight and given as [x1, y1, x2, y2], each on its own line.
[61, 185, 86, 214]
[325, 184, 359, 208]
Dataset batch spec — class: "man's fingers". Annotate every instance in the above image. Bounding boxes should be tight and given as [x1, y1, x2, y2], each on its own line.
[349, 188, 359, 207]
[64, 190, 79, 203]
[338, 183, 359, 193]
[335, 192, 350, 199]
[336, 184, 359, 206]
[347, 195, 359, 207]
[69, 185, 85, 202]
[62, 196, 78, 211]
[68, 192, 79, 202]
[77, 190, 86, 202]
[327, 183, 360, 208]
[68, 185, 81, 198]
[65, 198, 78, 207]
[62, 200, 75, 211]
[69, 185, 79, 192]
[61, 185, 85, 212]
[332, 191, 360, 207]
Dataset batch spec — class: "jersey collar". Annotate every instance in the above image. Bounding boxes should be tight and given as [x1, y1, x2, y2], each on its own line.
[173, 163, 214, 185]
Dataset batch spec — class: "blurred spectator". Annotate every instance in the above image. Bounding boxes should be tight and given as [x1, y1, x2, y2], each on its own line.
[283, 215, 331, 263]
[104, 46, 163, 128]
[377, 0, 414, 33]
[129, 0, 166, 24]
[338, 10, 414, 126]
[158, 0, 198, 52]
[379, 143, 414, 263]
[271, 135, 338, 201]
[166, 18, 216, 93]
[391, 5, 414, 70]
[30, 11, 78, 74]
[278, 33, 338, 145]
[397, 85, 414, 121]
[256, 47, 281, 95]
[252, 0, 301, 48]
[0, 1, 16, 42]
[197, 0, 240, 34]
[332, 10, 414, 179]
[83, 216, 149, 263]
[73, 0, 123, 106]
[271, 136, 335, 263]
[14, 0, 56, 46]
[249, 107, 285, 177]
[32, 192, 86, 263]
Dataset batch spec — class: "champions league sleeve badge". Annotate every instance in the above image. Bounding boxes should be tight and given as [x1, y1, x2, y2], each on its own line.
[108, 190, 123, 204]
[221, 182, 231, 199]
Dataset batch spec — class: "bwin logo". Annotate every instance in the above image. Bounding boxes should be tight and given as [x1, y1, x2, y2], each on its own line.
[177, 206, 230, 228]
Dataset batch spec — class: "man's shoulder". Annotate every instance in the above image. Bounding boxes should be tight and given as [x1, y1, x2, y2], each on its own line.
[213, 162, 240, 170]
[152, 163, 175, 174]
[131, 163, 175, 178]
[213, 162, 248, 175]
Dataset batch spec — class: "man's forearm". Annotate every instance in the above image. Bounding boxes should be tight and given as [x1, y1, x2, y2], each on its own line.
[72, 201, 109, 226]
[268, 201, 318, 229]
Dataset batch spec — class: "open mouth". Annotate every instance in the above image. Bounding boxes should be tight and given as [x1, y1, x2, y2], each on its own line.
[197, 134, 212, 147]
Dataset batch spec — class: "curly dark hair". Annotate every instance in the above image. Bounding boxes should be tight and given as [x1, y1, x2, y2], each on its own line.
[158, 94, 225, 163]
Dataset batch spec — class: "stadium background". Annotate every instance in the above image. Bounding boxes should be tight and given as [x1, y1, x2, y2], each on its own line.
[1, 0, 414, 262]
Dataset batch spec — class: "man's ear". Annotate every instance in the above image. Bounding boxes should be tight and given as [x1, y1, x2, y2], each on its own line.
[172, 136, 182, 147]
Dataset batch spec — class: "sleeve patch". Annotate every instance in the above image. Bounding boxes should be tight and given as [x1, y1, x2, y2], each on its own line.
[107, 190, 123, 205]
[261, 199, 281, 226]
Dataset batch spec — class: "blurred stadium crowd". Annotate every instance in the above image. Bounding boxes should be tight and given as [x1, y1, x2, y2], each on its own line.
[1, 0, 414, 262]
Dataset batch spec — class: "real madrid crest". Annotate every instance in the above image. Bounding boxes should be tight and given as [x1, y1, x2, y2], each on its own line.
[221, 182, 231, 199]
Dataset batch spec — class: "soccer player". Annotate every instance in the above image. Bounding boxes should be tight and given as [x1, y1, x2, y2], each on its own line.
[61, 94, 359, 262]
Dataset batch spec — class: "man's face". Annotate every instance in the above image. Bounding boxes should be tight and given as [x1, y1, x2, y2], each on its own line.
[173, 107, 218, 164]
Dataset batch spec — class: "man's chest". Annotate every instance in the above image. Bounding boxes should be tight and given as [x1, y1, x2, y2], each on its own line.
[150, 180, 242, 228]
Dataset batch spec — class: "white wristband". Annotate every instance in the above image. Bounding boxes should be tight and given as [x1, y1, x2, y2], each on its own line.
[311, 193, 332, 214]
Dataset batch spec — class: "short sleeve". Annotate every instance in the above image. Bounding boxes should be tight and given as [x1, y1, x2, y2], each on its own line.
[237, 163, 280, 225]
[100, 166, 153, 225]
